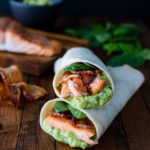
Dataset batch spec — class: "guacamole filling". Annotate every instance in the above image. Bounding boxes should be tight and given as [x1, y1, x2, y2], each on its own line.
[43, 120, 88, 149]
[23, 0, 53, 6]
[57, 62, 113, 109]
[42, 101, 97, 149]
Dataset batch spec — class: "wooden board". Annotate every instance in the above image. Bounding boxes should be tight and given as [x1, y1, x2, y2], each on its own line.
[0, 17, 150, 150]
[0, 28, 89, 76]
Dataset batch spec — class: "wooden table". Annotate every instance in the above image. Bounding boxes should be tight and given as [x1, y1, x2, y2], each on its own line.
[0, 17, 150, 150]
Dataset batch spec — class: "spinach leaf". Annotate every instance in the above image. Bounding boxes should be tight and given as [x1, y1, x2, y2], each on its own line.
[138, 49, 150, 60]
[65, 22, 150, 68]
[54, 102, 87, 119]
[54, 101, 69, 112]
[107, 53, 145, 68]
[65, 29, 78, 37]
[68, 104, 87, 119]
[64, 63, 96, 71]
[103, 42, 121, 55]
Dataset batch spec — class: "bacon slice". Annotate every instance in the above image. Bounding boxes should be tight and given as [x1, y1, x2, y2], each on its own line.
[5, 21, 62, 57]
[0, 65, 47, 108]
[46, 109, 98, 145]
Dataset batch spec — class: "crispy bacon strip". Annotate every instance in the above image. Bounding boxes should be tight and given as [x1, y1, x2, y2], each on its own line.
[0, 65, 47, 108]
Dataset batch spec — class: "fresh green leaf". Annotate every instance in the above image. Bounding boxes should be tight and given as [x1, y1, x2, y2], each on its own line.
[138, 49, 150, 60]
[83, 62, 98, 69]
[64, 29, 78, 37]
[68, 104, 87, 119]
[119, 43, 135, 53]
[64, 63, 96, 71]
[64, 23, 148, 68]
[113, 23, 142, 37]
[107, 53, 145, 68]
[110, 36, 137, 42]
[106, 22, 118, 32]
[103, 42, 121, 55]
[54, 102, 87, 119]
[95, 32, 111, 43]
[54, 101, 69, 112]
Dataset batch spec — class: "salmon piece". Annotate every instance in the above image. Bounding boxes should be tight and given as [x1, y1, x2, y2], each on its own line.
[5, 21, 62, 57]
[45, 115, 98, 145]
[59, 73, 79, 84]
[60, 82, 72, 97]
[68, 77, 88, 97]
[0, 17, 11, 49]
[88, 76, 106, 94]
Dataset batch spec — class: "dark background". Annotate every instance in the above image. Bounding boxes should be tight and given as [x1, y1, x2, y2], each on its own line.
[1, 0, 150, 20]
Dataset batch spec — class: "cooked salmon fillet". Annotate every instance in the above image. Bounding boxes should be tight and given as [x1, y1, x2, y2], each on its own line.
[88, 76, 106, 94]
[45, 112, 98, 145]
[68, 77, 88, 97]
[0, 17, 11, 49]
[59, 69, 107, 97]
[61, 82, 72, 97]
[5, 21, 62, 56]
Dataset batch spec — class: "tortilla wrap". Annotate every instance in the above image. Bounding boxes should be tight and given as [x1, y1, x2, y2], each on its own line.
[53, 47, 114, 107]
[40, 65, 144, 145]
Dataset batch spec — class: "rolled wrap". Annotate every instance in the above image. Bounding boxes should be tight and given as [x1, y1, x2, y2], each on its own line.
[40, 66, 144, 147]
[53, 47, 114, 108]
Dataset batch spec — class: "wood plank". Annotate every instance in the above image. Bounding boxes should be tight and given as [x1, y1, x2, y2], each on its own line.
[17, 73, 56, 150]
[0, 105, 22, 150]
[140, 69, 150, 113]
[0, 74, 28, 150]
[120, 91, 150, 150]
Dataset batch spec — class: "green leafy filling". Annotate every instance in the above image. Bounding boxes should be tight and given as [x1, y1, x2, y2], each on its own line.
[54, 101, 87, 119]
[64, 62, 97, 71]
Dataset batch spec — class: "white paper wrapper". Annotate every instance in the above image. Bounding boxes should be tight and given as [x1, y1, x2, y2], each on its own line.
[40, 65, 144, 145]
[53, 47, 114, 104]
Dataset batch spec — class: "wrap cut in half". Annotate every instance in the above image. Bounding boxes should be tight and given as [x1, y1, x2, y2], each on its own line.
[53, 47, 115, 109]
[0, 65, 47, 108]
[40, 66, 144, 149]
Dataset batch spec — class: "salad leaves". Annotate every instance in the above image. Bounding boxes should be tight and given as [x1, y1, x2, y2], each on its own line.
[65, 23, 150, 68]
[64, 63, 97, 71]
[54, 101, 87, 119]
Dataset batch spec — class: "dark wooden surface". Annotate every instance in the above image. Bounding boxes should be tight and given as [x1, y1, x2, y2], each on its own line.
[0, 17, 150, 150]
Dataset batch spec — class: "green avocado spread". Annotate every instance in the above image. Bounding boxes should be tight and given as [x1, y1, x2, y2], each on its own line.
[66, 72, 113, 109]
[43, 120, 88, 149]
[23, 0, 53, 6]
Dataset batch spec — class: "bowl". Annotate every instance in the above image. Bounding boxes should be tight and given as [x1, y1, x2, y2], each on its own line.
[9, 0, 63, 29]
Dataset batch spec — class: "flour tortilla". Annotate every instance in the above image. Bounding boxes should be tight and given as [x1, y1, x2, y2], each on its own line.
[53, 47, 114, 103]
[40, 65, 144, 144]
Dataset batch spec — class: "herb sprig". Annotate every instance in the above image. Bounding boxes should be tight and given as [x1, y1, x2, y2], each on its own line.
[65, 23, 150, 68]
